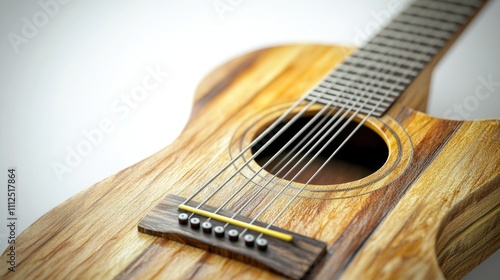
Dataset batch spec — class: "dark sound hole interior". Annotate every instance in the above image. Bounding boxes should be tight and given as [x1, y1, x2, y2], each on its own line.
[251, 115, 389, 185]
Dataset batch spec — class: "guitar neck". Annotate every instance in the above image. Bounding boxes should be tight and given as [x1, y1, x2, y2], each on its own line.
[307, 0, 488, 116]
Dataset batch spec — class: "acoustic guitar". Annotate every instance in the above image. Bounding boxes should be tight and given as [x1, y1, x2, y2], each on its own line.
[3, 0, 499, 279]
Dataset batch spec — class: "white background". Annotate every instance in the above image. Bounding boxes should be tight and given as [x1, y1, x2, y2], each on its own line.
[1, 0, 499, 278]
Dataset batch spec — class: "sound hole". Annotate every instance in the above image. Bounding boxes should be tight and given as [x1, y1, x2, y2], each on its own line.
[252, 116, 389, 185]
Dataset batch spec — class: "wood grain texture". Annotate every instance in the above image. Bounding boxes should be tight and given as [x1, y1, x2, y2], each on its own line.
[1, 44, 498, 279]
[138, 195, 326, 279]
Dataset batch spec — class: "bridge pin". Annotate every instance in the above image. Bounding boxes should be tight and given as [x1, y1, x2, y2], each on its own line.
[214, 226, 225, 237]
[178, 213, 188, 225]
[202, 222, 212, 233]
[244, 234, 255, 247]
[256, 238, 268, 251]
[228, 229, 239, 241]
[190, 217, 200, 229]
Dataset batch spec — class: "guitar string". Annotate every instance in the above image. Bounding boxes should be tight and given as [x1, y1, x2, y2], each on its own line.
[182, 37, 404, 213]
[239, 60, 405, 238]
[211, 50, 400, 230]
[260, 2, 465, 182]
[187, 97, 330, 214]
[193, 35, 414, 230]
[253, 13, 447, 179]
[247, 58, 398, 183]
[258, 81, 400, 240]
[181, 94, 312, 206]
[266, 106, 337, 175]
[196, 47, 384, 220]
[230, 93, 373, 232]
[248, 0, 462, 192]
[206, 103, 342, 222]
[199, 60, 374, 221]
[255, 4, 476, 235]
[181, 50, 364, 211]
[251, 41, 429, 239]
[182, 0, 457, 230]
[234, 6, 450, 228]
[223, 26, 427, 230]
[179, 0, 475, 241]
[261, 68, 387, 179]
[218, 65, 387, 221]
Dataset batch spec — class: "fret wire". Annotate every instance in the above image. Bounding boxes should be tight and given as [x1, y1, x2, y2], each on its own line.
[343, 56, 420, 76]
[351, 51, 425, 69]
[320, 82, 399, 100]
[309, 91, 391, 111]
[345, 53, 422, 70]
[325, 87, 396, 104]
[303, 0, 480, 149]
[370, 37, 438, 55]
[414, 0, 474, 16]
[378, 29, 446, 48]
[395, 14, 459, 32]
[386, 21, 453, 40]
[405, 6, 467, 24]
[319, 85, 396, 102]
[321, 80, 399, 102]
[376, 34, 440, 51]
[361, 44, 432, 63]
[325, 75, 405, 92]
[438, 0, 482, 8]
[314, 87, 394, 106]
[336, 65, 412, 84]
[306, 100, 385, 114]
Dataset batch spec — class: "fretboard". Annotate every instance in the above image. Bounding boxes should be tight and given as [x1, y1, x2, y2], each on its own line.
[307, 0, 486, 117]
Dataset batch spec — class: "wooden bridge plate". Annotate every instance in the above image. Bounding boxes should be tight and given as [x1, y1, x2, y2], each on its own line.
[138, 194, 327, 279]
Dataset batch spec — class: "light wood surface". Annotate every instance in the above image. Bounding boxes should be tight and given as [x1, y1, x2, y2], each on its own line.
[1, 44, 498, 279]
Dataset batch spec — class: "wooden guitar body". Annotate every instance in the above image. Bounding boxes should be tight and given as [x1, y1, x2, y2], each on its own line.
[2, 44, 499, 279]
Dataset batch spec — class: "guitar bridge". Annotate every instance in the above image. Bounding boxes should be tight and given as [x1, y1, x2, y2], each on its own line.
[138, 195, 327, 279]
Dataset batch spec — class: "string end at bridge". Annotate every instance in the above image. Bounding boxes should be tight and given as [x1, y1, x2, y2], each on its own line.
[178, 204, 293, 242]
